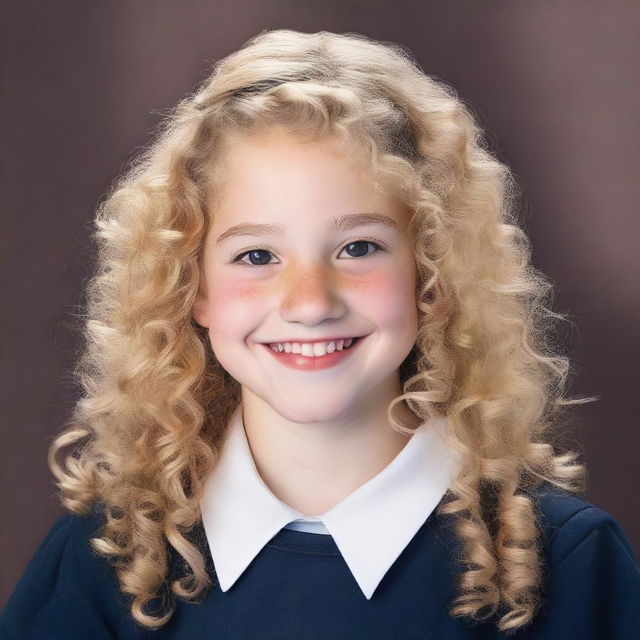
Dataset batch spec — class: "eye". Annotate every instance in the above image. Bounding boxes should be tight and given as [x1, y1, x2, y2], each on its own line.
[339, 240, 383, 259]
[233, 248, 274, 266]
[231, 240, 384, 266]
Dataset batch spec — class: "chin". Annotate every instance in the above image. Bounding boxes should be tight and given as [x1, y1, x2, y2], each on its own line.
[267, 393, 367, 425]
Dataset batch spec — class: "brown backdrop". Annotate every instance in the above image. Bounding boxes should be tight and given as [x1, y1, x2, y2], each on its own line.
[2, 0, 639, 606]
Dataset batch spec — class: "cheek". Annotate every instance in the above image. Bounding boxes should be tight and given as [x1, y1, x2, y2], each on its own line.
[207, 278, 264, 335]
[343, 264, 417, 328]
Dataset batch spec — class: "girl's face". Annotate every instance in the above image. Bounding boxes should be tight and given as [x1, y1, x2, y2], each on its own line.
[193, 127, 418, 424]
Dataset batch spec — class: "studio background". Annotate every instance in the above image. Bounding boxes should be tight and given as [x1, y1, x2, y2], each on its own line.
[2, 0, 638, 607]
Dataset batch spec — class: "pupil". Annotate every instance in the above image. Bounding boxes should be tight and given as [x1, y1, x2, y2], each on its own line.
[250, 250, 270, 265]
[347, 241, 368, 257]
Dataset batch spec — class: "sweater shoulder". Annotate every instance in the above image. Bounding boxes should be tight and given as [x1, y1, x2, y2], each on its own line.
[0, 503, 126, 640]
[528, 484, 637, 569]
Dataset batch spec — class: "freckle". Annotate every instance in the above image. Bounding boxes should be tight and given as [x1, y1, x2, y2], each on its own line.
[269, 267, 314, 293]
[224, 283, 260, 298]
[238, 284, 262, 297]
[342, 270, 389, 291]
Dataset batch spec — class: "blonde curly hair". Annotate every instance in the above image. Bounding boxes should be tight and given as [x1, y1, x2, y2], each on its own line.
[48, 28, 594, 633]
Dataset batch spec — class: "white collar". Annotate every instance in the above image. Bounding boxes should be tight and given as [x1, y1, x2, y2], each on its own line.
[199, 403, 459, 600]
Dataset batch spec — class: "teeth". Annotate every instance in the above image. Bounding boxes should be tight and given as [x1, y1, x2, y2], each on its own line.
[269, 337, 356, 357]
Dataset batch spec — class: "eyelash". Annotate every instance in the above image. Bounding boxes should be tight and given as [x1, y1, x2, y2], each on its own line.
[231, 240, 385, 266]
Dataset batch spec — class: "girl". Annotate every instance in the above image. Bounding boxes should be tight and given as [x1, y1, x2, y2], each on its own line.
[2, 28, 639, 639]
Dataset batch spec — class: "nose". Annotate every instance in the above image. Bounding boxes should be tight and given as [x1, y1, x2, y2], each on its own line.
[279, 261, 347, 325]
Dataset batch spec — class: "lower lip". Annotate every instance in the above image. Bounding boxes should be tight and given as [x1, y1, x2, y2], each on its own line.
[261, 337, 366, 371]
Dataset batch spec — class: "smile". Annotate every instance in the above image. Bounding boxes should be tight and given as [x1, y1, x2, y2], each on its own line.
[267, 337, 360, 356]
[261, 336, 366, 371]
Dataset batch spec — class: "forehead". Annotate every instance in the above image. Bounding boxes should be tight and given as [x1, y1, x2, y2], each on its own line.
[218, 127, 368, 189]
[210, 127, 410, 226]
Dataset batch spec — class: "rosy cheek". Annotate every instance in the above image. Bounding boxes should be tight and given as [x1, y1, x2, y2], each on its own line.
[209, 279, 267, 328]
[343, 268, 415, 324]
[343, 267, 408, 297]
[342, 269, 390, 293]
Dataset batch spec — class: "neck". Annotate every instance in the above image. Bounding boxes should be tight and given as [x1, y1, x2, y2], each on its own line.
[240, 385, 420, 517]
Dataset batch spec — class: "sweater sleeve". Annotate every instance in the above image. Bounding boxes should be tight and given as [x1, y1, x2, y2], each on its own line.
[0, 511, 126, 640]
[522, 505, 640, 639]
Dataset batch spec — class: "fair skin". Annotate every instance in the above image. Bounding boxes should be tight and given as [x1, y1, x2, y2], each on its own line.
[193, 126, 420, 516]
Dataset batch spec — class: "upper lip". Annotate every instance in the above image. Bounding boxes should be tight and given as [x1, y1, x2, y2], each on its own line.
[262, 335, 364, 345]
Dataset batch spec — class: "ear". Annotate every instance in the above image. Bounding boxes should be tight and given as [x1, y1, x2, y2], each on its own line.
[192, 290, 210, 328]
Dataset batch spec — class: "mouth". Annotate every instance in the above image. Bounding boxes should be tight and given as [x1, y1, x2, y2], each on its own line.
[259, 334, 368, 370]
[264, 336, 364, 352]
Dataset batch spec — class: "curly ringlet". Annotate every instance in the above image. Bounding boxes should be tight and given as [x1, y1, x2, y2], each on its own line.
[48, 28, 593, 632]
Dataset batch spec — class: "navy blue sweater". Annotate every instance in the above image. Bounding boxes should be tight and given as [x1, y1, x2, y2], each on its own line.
[2, 486, 639, 639]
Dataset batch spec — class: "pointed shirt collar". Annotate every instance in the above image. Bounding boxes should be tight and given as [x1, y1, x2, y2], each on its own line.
[199, 403, 459, 600]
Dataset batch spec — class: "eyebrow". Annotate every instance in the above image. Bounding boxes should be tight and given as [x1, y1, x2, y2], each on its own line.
[215, 212, 401, 245]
